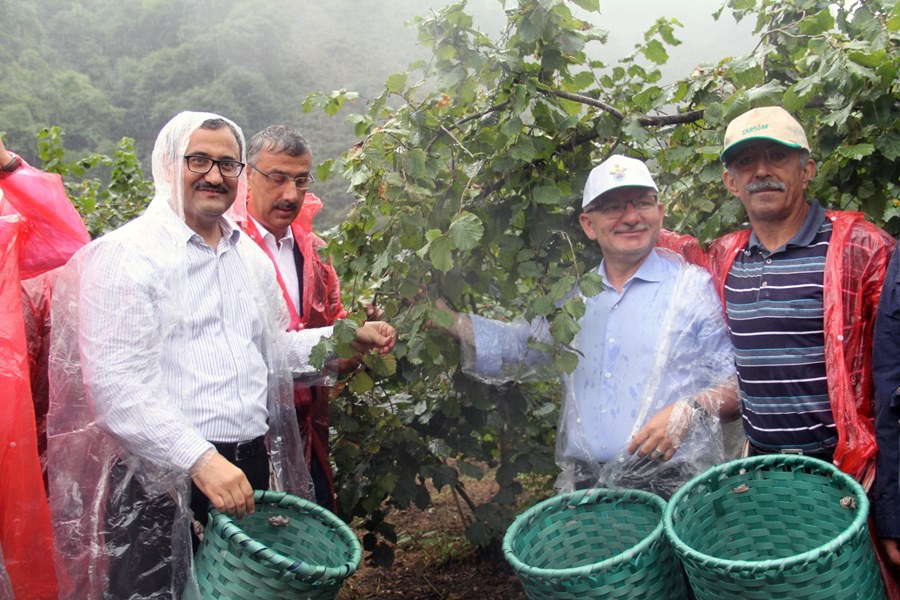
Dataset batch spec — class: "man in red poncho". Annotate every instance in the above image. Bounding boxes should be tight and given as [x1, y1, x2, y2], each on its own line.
[0, 136, 90, 599]
[682, 105, 897, 593]
[237, 126, 352, 511]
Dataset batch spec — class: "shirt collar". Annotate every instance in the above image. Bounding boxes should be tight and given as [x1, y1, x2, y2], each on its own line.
[249, 214, 295, 249]
[599, 248, 664, 287]
[748, 200, 826, 253]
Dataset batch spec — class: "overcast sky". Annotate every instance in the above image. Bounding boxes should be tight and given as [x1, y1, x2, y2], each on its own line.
[380, 0, 758, 83]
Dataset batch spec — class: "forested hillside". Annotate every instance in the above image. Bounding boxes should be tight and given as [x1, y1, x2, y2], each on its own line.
[1, 0, 440, 226]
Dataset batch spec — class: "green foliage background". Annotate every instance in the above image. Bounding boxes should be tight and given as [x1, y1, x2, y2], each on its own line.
[4, 0, 897, 566]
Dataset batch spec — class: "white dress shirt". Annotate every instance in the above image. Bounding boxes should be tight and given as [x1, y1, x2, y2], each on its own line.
[249, 215, 301, 314]
[78, 212, 331, 471]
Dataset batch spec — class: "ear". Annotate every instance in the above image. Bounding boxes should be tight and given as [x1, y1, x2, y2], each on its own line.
[722, 168, 740, 198]
[801, 158, 817, 190]
[579, 212, 598, 240]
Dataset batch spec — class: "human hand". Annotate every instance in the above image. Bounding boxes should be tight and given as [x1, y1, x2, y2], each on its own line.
[626, 401, 693, 462]
[190, 451, 255, 519]
[880, 538, 900, 570]
[0, 137, 12, 167]
[352, 320, 396, 355]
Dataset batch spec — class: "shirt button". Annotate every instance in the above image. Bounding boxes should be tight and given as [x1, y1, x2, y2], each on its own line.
[601, 444, 607, 450]
[837, 334, 844, 341]
[600, 409, 608, 415]
[761, 281, 768, 288]
[608, 338, 615, 344]
[765, 258, 772, 264]
[604, 373, 612, 378]
[612, 304, 619, 309]
[576, 417, 582, 424]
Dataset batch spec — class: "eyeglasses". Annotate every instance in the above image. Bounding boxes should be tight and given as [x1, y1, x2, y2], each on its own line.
[586, 195, 659, 218]
[727, 144, 797, 174]
[249, 163, 316, 189]
[184, 155, 245, 178]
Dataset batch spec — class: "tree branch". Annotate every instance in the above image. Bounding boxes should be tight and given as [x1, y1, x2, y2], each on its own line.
[548, 89, 705, 125]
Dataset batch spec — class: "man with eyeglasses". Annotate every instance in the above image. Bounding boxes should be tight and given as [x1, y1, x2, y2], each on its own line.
[47, 112, 396, 598]
[435, 154, 739, 498]
[698, 106, 898, 578]
[233, 125, 353, 512]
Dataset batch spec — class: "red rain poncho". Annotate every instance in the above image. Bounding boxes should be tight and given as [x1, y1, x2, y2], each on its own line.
[0, 157, 90, 599]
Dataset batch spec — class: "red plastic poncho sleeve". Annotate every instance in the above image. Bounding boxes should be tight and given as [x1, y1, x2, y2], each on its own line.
[0, 159, 90, 279]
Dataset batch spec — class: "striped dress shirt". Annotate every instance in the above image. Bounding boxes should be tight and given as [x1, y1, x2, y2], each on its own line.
[79, 211, 331, 471]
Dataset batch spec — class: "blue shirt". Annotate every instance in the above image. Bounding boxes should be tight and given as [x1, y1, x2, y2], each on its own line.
[466, 249, 734, 465]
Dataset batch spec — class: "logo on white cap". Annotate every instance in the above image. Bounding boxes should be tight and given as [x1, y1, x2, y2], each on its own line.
[581, 155, 658, 209]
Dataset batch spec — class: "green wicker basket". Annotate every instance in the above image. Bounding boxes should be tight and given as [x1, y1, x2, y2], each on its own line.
[193, 490, 362, 599]
[502, 487, 689, 599]
[663, 454, 884, 600]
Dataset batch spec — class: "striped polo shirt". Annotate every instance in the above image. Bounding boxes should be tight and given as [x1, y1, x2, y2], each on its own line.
[724, 201, 836, 453]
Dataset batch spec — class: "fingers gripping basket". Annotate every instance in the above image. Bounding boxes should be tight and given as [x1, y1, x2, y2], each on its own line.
[194, 490, 362, 599]
[663, 455, 885, 600]
[502, 488, 688, 599]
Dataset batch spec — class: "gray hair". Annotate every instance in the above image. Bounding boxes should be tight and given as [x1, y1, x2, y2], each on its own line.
[247, 126, 311, 163]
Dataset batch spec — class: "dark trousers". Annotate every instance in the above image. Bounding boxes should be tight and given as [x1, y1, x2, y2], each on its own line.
[104, 461, 185, 599]
[105, 437, 270, 598]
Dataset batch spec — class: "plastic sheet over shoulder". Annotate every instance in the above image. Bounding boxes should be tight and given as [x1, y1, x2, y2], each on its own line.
[457, 252, 737, 499]
[47, 111, 314, 598]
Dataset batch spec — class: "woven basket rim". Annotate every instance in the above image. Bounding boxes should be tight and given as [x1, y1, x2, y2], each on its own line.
[205, 489, 362, 580]
[502, 487, 667, 579]
[662, 454, 869, 572]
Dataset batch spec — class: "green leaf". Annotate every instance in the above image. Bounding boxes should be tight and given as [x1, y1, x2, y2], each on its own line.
[386, 72, 408, 94]
[579, 271, 604, 297]
[836, 143, 875, 160]
[550, 311, 580, 345]
[428, 306, 455, 329]
[642, 39, 669, 65]
[349, 371, 375, 394]
[570, 0, 599, 11]
[448, 212, 484, 251]
[532, 185, 562, 205]
[428, 235, 454, 273]
[403, 148, 427, 178]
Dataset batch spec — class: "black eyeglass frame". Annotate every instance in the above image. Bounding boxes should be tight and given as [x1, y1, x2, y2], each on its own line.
[183, 154, 246, 178]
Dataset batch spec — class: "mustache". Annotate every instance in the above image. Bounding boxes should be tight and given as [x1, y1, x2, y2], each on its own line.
[273, 200, 300, 211]
[746, 178, 786, 194]
[194, 182, 230, 194]
[613, 224, 650, 234]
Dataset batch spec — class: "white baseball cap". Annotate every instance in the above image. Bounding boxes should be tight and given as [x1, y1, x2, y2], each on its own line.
[722, 106, 810, 163]
[582, 155, 658, 209]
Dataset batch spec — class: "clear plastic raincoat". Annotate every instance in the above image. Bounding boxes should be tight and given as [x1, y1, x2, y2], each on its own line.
[48, 112, 319, 598]
[231, 193, 346, 510]
[458, 249, 737, 498]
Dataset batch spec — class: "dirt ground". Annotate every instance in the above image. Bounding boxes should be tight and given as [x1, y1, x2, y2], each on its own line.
[336, 473, 529, 600]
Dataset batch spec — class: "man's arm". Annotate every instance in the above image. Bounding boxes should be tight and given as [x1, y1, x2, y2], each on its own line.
[873, 239, 900, 568]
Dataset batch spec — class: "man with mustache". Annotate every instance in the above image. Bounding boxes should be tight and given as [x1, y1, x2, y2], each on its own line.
[47, 112, 396, 598]
[704, 106, 897, 574]
[437, 155, 739, 498]
[236, 125, 352, 511]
